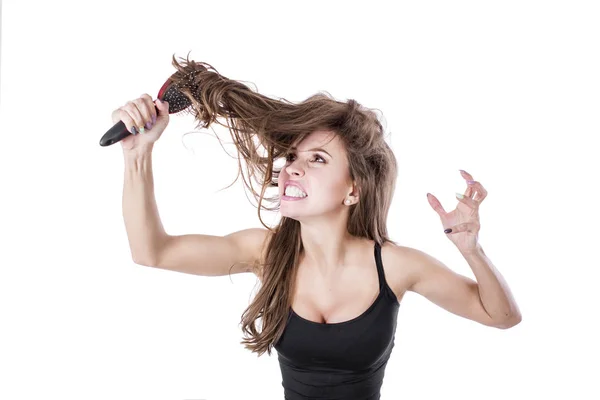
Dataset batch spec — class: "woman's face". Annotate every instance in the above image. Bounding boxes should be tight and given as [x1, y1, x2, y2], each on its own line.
[279, 130, 355, 220]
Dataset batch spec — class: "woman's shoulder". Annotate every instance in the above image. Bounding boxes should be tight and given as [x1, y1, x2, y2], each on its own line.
[378, 240, 415, 302]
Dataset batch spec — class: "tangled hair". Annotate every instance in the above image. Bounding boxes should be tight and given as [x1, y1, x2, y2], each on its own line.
[168, 52, 400, 357]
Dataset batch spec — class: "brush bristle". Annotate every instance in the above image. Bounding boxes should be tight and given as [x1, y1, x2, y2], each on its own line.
[161, 84, 192, 113]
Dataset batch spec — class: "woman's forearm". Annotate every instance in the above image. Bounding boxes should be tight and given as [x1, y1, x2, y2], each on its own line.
[122, 144, 169, 264]
[460, 245, 522, 327]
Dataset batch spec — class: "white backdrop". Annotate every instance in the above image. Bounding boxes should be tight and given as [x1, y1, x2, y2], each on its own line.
[1, 1, 598, 399]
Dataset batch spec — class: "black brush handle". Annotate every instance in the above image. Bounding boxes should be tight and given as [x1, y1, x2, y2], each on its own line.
[99, 105, 160, 147]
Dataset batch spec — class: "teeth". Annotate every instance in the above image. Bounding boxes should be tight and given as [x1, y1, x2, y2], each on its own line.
[285, 186, 307, 197]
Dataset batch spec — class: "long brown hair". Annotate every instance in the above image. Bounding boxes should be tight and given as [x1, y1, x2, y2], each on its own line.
[168, 53, 400, 357]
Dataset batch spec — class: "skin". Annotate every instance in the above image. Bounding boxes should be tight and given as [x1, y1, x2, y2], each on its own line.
[278, 129, 397, 324]
[279, 129, 362, 278]
[276, 130, 521, 328]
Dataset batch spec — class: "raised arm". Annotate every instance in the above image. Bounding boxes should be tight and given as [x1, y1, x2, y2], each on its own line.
[122, 144, 270, 277]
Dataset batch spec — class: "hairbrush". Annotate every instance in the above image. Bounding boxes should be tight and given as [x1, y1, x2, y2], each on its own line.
[99, 71, 197, 147]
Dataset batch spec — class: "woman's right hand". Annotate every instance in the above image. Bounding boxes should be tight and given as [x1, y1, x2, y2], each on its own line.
[111, 94, 170, 151]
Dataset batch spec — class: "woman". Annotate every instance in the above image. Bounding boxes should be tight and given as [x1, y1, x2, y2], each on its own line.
[116, 55, 522, 400]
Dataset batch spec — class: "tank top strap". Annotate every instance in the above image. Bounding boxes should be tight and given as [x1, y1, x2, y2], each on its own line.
[374, 242, 385, 291]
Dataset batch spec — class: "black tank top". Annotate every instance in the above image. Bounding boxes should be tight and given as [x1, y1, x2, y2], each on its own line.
[274, 242, 400, 400]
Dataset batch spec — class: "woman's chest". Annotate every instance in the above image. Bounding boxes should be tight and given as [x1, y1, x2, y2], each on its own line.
[291, 242, 410, 324]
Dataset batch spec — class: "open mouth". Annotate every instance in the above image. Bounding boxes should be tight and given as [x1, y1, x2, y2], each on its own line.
[282, 189, 308, 200]
[283, 186, 308, 199]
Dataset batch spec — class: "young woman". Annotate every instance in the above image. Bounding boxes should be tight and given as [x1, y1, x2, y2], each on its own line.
[115, 55, 521, 400]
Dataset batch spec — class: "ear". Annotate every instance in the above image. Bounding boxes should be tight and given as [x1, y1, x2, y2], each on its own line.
[349, 181, 360, 201]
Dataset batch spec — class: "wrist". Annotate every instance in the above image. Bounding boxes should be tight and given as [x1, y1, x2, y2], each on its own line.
[123, 144, 154, 157]
[459, 243, 484, 257]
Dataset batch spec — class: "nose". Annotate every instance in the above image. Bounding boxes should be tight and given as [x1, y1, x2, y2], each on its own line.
[285, 159, 305, 177]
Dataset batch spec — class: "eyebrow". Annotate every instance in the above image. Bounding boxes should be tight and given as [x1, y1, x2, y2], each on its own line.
[290, 147, 332, 158]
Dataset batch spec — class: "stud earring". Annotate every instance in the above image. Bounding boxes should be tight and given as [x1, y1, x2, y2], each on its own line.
[345, 199, 351, 205]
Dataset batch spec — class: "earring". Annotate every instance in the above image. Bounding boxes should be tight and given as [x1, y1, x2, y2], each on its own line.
[345, 199, 351, 205]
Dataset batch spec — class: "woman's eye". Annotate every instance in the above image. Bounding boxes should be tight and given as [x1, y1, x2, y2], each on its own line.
[285, 153, 325, 163]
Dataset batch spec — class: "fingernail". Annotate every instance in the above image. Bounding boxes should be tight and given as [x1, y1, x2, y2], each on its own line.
[139, 126, 145, 134]
[456, 193, 464, 199]
[152, 115, 156, 124]
[467, 180, 475, 185]
[145, 121, 153, 130]
[444, 228, 452, 233]
[131, 126, 138, 135]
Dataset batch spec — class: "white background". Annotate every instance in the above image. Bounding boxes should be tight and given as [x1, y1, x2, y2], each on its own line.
[1, 1, 599, 399]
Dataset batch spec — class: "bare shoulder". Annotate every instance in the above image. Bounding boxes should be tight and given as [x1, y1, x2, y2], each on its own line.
[378, 241, 421, 302]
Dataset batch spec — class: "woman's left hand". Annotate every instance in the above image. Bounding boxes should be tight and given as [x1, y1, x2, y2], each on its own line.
[426, 170, 487, 253]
